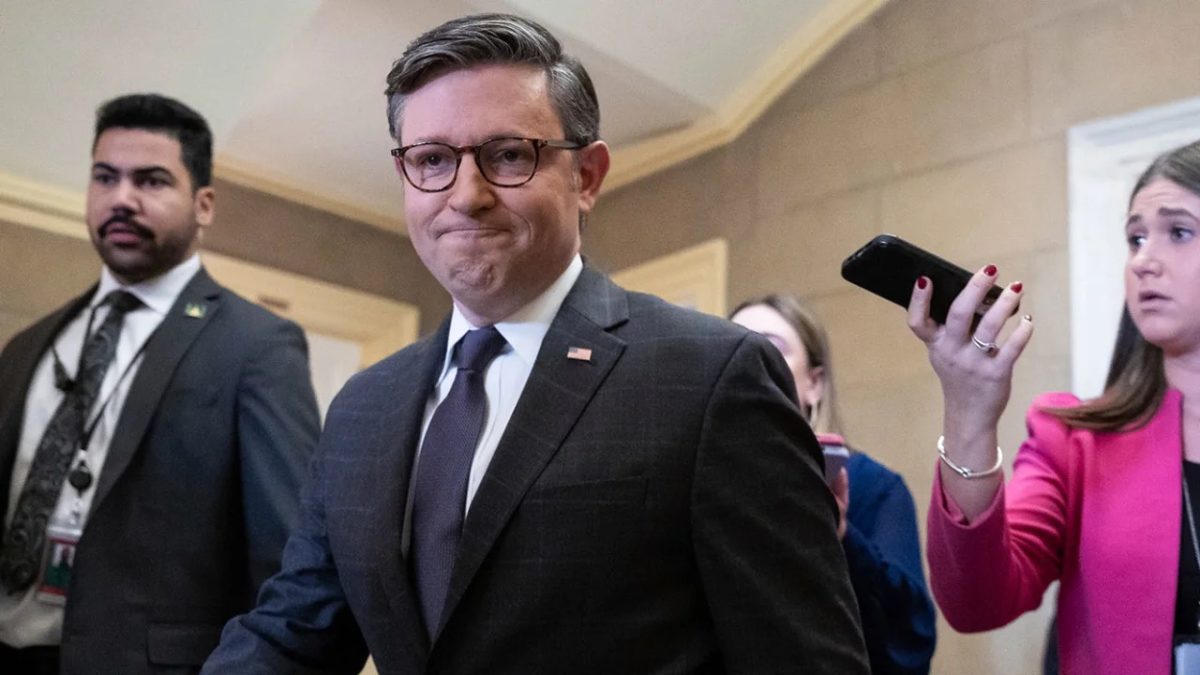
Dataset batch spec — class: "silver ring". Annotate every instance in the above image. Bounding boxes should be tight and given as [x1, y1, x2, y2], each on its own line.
[971, 334, 998, 355]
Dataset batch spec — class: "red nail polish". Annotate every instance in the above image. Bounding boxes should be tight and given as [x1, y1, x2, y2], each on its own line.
[984, 264, 997, 277]
[1010, 281, 1023, 293]
[917, 276, 928, 290]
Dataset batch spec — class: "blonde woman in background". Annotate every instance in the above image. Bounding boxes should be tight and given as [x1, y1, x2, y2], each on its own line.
[732, 294, 936, 675]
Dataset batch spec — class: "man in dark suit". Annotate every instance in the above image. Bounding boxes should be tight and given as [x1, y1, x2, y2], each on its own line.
[204, 14, 867, 675]
[0, 93, 320, 674]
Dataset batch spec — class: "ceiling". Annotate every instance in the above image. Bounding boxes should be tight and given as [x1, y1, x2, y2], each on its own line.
[0, 0, 881, 235]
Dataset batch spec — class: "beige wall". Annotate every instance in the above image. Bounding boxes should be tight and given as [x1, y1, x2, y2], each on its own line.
[0, 221, 98, 343]
[205, 179, 448, 336]
[586, 0, 1200, 672]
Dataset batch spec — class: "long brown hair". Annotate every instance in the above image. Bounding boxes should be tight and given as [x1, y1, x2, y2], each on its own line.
[1045, 307, 1165, 430]
[730, 294, 845, 436]
[1045, 140, 1200, 430]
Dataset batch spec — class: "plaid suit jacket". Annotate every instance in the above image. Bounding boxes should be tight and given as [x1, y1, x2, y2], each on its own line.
[203, 265, 867, 675]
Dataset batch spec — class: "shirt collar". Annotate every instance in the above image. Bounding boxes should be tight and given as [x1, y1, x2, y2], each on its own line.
[441, 254, 583, 374]
[94, 254, 202, 316]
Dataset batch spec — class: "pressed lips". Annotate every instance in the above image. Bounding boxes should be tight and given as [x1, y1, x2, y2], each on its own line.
[435, 221, 506, 239]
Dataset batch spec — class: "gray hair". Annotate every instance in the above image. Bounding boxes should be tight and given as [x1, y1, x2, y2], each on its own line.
[384, 13, 600, 145]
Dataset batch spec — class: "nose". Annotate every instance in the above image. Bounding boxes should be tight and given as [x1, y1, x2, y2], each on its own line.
[1129, 240, 1163, 278]
[110, 177, 139, 211]
[446, 153, 496, 215]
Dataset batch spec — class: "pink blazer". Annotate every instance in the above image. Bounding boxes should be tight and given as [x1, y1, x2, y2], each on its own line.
[928, 390, 1184, 675]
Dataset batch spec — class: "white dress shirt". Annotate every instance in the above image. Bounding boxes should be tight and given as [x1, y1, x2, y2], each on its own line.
[402, 255, 583, 552]
[0, 254, 201, 648]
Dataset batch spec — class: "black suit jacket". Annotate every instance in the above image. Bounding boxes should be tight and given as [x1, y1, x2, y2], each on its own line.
[0, 268, 320, 674]
[203, 265, 868, 674]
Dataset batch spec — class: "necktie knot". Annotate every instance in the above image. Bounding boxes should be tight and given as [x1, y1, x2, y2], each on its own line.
[455, 327, 506, 374]
[104, 290, 142, 316]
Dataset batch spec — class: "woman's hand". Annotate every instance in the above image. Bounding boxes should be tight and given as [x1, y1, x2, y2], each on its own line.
[908, 265, 1033, 435]
[908, 265, 1033, 518]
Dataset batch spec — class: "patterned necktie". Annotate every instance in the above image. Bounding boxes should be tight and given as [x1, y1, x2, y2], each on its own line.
[410, 326, 507, 636]
[0, 290, 143, 592]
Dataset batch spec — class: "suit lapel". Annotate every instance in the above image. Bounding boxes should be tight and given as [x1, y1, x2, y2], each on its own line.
[1089, 389, 1183, 654]
[92, 270, 220, 510]
[0, 290, 94, 524]
[368, 320, 448, 657]
[437, 266, 629, 637]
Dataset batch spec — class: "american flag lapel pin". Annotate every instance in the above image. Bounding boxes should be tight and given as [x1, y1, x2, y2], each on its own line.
[566, 346, 592, 362]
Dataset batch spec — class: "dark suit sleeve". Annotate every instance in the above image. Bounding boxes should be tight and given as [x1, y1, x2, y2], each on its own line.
[843, 462, 936, 675]
[203, 449, 370, 674]
[690, 333, 869, 674]
[237, 319, 323, 589]
[204, 385, 369, 675]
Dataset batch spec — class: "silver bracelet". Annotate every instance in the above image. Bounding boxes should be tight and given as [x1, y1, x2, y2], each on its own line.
[937, 435, 1004, 479]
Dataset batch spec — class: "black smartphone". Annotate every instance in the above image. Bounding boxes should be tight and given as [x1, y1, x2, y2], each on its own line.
[841, 234, 1005, 325]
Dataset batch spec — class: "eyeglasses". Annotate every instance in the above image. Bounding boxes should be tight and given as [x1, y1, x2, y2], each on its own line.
[390, 137, 584, 193]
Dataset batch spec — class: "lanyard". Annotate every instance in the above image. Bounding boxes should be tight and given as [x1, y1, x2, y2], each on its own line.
[1183, 473, 1200, 631]
[56, 301, 156, 499]
[77, 338, 151, 452]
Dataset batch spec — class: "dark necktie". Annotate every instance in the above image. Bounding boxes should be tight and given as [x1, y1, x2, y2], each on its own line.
[410, 326, 507, 636]
[0, 290, 142, 592]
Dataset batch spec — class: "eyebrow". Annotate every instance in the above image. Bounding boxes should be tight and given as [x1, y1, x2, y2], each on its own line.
[405, 132, 533, 146]
[1126, 207, 1199, 228]
[1158, 206, 1199, 220]
[757, 331, 790, 348]
[91, 162, 176, 179]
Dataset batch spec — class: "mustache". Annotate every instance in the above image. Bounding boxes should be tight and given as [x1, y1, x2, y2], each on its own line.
[99, 214, 152, 239]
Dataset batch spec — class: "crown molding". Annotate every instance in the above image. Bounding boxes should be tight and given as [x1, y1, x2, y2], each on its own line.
[0, 170, 88, 240]
[213, 156, 407, 235]
[603, 0, 886, 193]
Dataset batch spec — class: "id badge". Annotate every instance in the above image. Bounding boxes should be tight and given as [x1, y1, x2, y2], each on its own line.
[35, 520, 82, 606]
[1178, 643, 1200, 674]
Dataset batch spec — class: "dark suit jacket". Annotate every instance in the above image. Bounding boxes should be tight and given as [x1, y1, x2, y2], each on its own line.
[0, 268, 320, 674]
[203, 265, 868, 675]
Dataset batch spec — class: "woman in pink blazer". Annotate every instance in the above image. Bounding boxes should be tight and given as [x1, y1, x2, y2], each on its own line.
[908, 139, 1200, 675]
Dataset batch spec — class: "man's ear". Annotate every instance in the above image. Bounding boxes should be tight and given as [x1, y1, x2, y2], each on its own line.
[194, 186, 216, 229]
[575, 140, 610, 214]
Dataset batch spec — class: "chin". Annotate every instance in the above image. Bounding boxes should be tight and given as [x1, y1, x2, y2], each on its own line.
[445, 263, 499, 294]
[1136, 324, 1169, 345]
[103, 257, 165, 284]
[1138, 324, 1189, 353]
